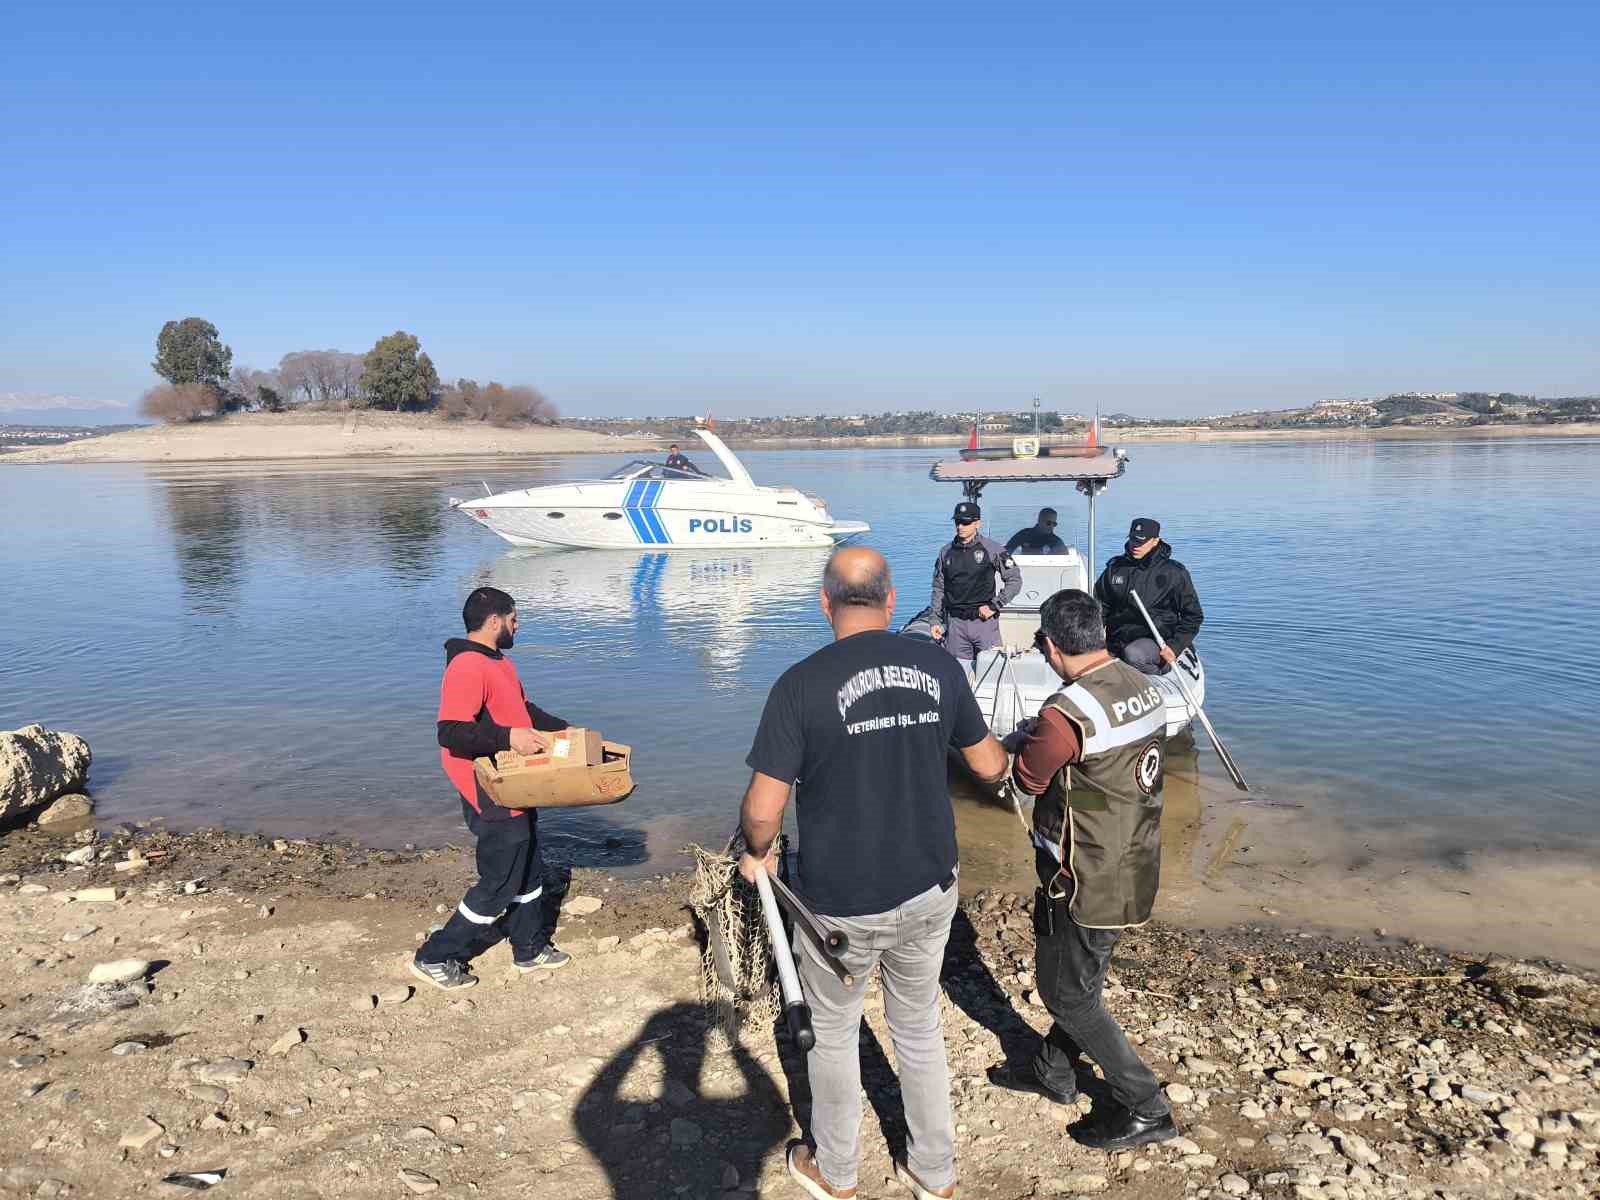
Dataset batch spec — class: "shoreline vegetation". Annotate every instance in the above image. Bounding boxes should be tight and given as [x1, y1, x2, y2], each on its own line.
[4, 411, 1598, 465]
[0, 821, 1596, 1197]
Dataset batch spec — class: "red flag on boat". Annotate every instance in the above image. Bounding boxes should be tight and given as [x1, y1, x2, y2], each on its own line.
[967, 423, 978, 451]
[1086, 411, 1099, 447]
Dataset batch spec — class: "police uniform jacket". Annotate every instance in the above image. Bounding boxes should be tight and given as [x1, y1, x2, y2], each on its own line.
[931, 534, 1022, 623]
[1093, 540, 1204, 656]
[1033, 660, 1167, 929]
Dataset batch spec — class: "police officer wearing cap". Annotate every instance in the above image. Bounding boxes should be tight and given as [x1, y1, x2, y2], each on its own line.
[1093, 517, 1204, 674]
[929, 501, 1022, 663]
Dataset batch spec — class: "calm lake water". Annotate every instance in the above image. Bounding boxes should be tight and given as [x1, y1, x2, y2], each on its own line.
[3, 438, 1597, 890]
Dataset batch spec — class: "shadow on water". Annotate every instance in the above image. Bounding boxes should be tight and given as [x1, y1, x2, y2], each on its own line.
[575, 1002, 791, 1198]
[371, 483, 446, 577]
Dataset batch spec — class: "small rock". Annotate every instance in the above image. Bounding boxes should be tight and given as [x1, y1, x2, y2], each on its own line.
[88, 958, 150, 985]
[1168, 1136, 1202, 1155]
[1459, 1085, 1497, 1106]
[562, 895, 603, 916]
[269, 1028, 305, 1056]
[350, 994, 378, 1012]
[1166, 1083, 1196, 1104]
[379, 985, 413, 1006]
[186, 1085, 229, 1104]
[399, 1167, 440, 1194]
[1182, 1056, 1220, 1076]
[110, 1041, 146, 1057]
[438, 1115, 459, 1133]
[73, 887, 118, 903]
[403, 1125, 437, 1141]
[1259, 976, 1279, 994]
[199, 1113, 229, 1132]
[197, 1058, 253, 1084]
[256, 1125, 279, 1139]
[1045, 1173, 1108, 1194]
[8, 1055, 46, 1070]
[18, 883, 49, 896]
[1336, 1131, 1381, 1166]
[61, 846, 97, 865]
[1219, 1174, 1249, 1197]
[1274, 1068, 1319, 1089]
[662, 1078, 695, 1108]
[670, 1118, 702, 1147]
[1240, 1100, 1267, 1120]
[596, 935, 621, 952]
[119, 1116, 166, 1151]
[38, 793, 94, 825]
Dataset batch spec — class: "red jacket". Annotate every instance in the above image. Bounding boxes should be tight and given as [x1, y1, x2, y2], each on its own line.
[436, 639, 567, 816]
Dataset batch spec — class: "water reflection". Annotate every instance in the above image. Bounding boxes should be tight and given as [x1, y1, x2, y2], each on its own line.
[474, 548, 830, 682]
[162, 480, 247, 615]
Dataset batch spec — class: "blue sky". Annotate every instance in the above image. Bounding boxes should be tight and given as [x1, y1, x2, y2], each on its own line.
[3, 2, 1597, 417]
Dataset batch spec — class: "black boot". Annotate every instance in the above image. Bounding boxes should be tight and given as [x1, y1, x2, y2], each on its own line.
[1071, 1102, 1177, 1150]
[985, 1062, 1078, 1106]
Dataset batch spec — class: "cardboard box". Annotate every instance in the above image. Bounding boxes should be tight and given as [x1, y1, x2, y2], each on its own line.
[550, 726, 603, 767]
[474, 741, 634, 810]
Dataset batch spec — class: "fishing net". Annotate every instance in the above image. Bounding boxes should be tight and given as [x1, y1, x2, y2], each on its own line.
[686, 840, 781, 1043]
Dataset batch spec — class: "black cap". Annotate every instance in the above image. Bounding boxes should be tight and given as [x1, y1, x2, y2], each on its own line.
[953, 501, 981, 523]
[1128, 517, 1161, 542]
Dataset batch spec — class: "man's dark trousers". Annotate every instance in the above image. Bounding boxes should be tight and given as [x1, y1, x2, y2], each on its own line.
[1030, 849, 1169, 1117]
[419, 800, 551, 964]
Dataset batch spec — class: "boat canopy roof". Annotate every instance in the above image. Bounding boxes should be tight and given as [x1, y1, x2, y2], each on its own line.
[929, 450, 1126, 485]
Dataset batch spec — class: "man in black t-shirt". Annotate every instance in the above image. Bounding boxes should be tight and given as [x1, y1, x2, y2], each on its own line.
[739, 547, 1006, 1200]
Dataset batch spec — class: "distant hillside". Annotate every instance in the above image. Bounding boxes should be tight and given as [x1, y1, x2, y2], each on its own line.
[0, 408, 146, 427]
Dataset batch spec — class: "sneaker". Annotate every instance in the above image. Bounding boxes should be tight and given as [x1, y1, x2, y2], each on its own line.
[513, 944, 572, 973]
[409, 957, 478, 991]
[893, 1160, 957, 1199]
[786, 1144, 855, 1199]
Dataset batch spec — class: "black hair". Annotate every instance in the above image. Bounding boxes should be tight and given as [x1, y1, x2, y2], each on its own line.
[1039, 507, 1057, 519]
[1038, 589, 1105, 655]
[462, 586, 516, 632]
[823, 550, 892, 609]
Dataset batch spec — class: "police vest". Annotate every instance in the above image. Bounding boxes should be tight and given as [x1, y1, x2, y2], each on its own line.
[942, 539, 998, 617]
[1032, 659, 1167, 929]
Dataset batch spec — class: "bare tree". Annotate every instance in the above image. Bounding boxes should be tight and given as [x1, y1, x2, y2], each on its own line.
[276, 349, 366, 409]
[437, 379, 557, 426]
[141, 383, 220, 423]
[227, 366, 284, 412]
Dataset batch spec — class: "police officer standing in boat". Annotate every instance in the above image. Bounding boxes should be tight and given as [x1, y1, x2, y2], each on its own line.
[929, 500, 1022, 663]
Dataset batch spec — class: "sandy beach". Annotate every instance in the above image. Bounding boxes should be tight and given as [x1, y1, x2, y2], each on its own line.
[0, 822, 1596, 1199]
[0, 412, 657, 465]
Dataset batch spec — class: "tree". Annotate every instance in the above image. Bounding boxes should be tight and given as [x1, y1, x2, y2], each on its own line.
[140, 383, 220, 423]
[226, 366, 282, 413]
[277, 350, 365, 408]
[153, 318, 233, 391]
[360, 332, 439, 412]
[439, 378, 558, 426]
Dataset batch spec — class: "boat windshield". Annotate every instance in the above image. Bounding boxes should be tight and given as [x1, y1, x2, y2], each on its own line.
[603, 459, 722, 482]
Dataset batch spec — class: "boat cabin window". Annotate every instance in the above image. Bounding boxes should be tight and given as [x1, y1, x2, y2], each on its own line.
[603, 459, 722, 483]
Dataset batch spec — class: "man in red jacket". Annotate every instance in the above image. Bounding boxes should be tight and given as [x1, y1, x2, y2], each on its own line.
[412, 586, 575, 990]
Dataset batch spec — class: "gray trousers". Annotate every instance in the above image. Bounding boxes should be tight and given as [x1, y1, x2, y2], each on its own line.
[944, 615, 1001, 661]
[1119, 637, 1166, 674]
[792, 877, 960, 1191]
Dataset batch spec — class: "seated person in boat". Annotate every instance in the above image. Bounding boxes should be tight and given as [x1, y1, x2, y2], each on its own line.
[663, 443, 707, 475]
[1093, 518, 1203, 674]
[1005, 507, 1068, 555]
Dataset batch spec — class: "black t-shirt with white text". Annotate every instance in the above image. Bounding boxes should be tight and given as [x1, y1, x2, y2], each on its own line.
[746, 629, 989, 917]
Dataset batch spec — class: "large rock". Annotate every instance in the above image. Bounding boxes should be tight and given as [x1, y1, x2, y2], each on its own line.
[0, 726, 91, 825]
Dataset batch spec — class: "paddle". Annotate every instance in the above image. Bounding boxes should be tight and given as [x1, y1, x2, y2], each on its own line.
[1129, 589, 1250, 792]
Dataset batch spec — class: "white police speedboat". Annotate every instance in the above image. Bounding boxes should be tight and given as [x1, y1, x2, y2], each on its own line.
[450, 429, 870, 550]
[903, 438, 1205, 739]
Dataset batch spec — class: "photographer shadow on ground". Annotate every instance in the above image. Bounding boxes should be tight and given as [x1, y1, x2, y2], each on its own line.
[575, 1002, 791, 1199]
[940, 903, 1117, 1113]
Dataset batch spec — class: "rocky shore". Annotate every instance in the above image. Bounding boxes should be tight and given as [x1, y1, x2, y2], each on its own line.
[0, 822, 1595, 1200]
